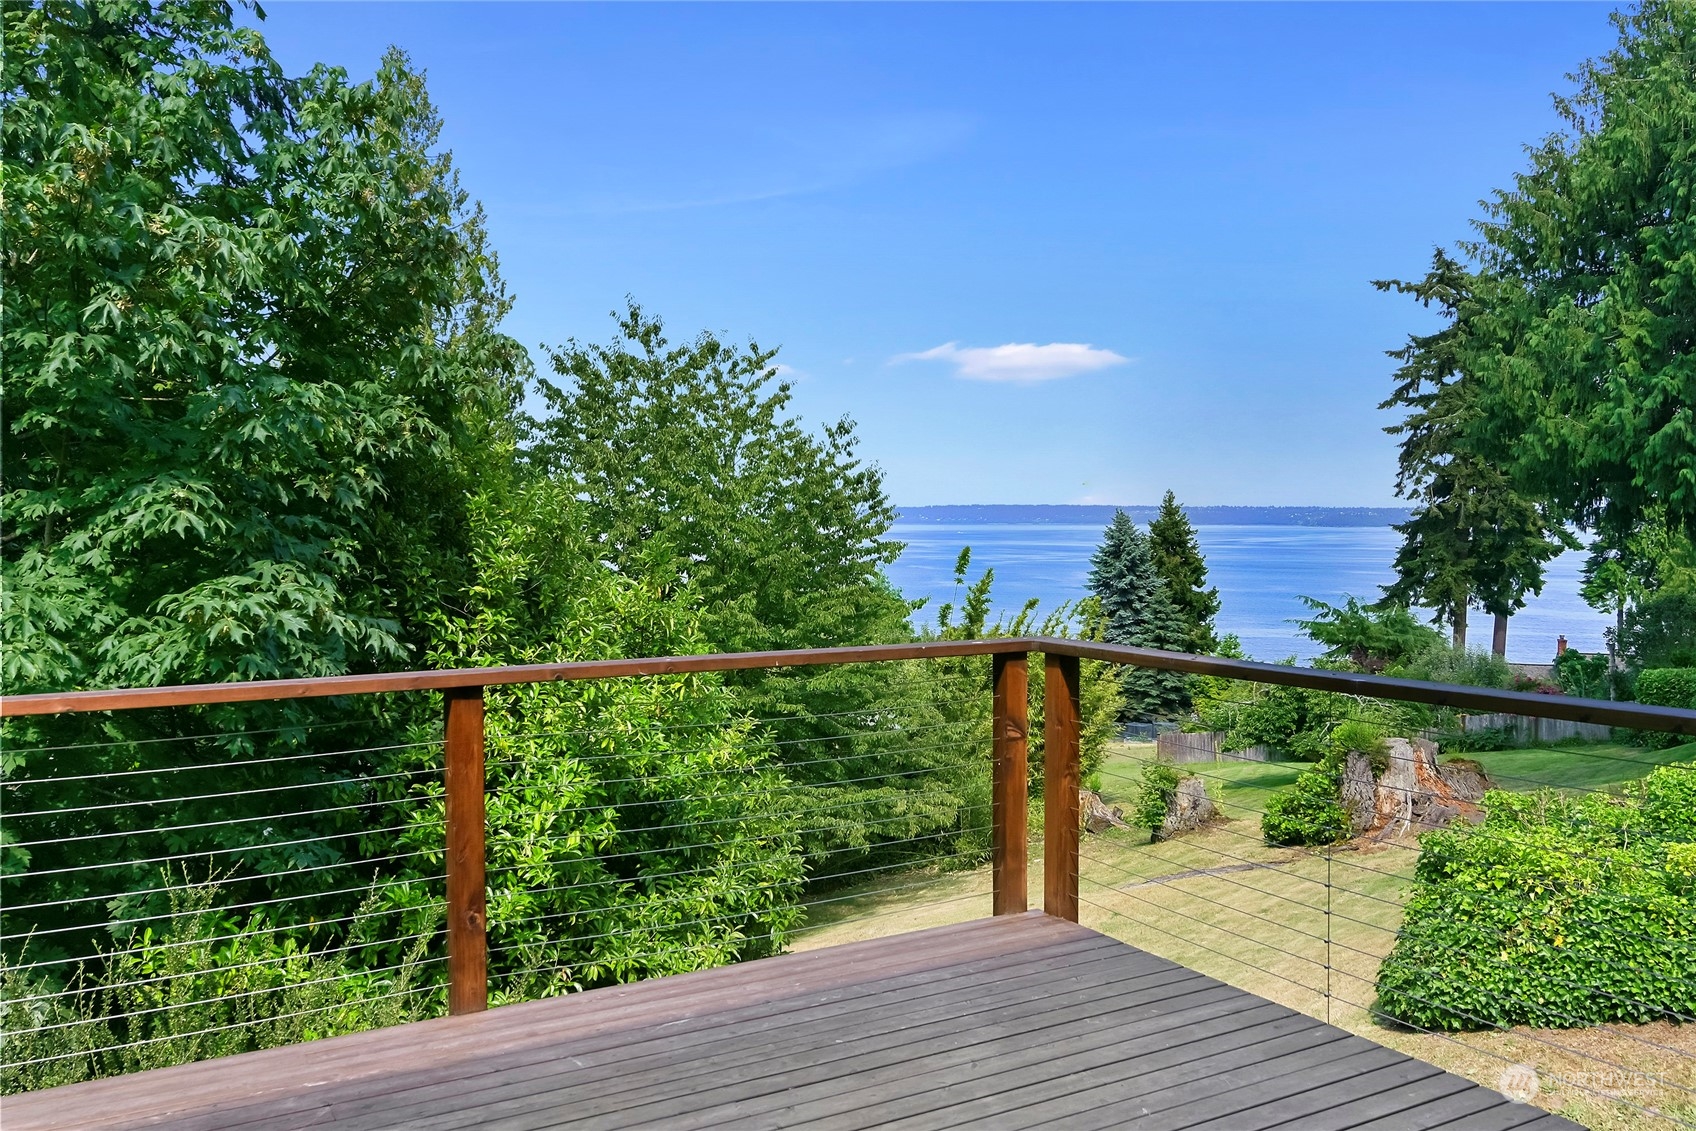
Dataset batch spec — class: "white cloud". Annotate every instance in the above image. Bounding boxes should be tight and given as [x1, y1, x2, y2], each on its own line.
[893, 341, 1129, 383]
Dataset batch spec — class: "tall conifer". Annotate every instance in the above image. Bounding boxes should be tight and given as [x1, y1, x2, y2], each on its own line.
[1147, 491, 1221, 654]
[1087, 511, 1190, 720]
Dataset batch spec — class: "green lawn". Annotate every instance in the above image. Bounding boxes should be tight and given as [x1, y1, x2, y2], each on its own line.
[792, 737, 1696, 1129]
[1453, 740, 1695, 795]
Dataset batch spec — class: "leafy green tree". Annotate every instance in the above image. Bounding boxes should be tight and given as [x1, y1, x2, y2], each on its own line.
[1296, 596, 1443, 673]
[1375, 252, 1573, 655]
[1087, 511, 1189, 720]
[525, 304, 906, 657]
[1147, 491, 1220, 654]
[1581, 515, 1696, 681]
[1, 1, 528, 968]
[2, 3, 525, 693]
[382, 481, 805, 994]
[923, 549, 1123, 795]
[1464, 1, 1696, 535]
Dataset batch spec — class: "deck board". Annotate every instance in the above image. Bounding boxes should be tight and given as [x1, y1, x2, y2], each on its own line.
[3, 913, 1580, 1131]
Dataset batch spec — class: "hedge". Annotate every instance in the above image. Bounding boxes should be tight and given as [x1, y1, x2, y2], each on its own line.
[1373, 763, 1696, 1031]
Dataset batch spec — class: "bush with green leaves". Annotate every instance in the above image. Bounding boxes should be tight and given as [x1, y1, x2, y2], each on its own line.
[2, 882, 435, 1094]
[1260, 753, 1350, 847]
[1553, 649, 1612, 700]
[1128, 761, 1186, 833]
[1375, 765, 1696, 1031]
[1630, 668, 1696, 750]
[377, 483, 807, 996]
[1192, 670, 1375, 761]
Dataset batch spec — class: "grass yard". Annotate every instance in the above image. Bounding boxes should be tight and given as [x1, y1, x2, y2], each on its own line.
[1457, 741, 1695, 796]
[794, 737, 1696, 1130]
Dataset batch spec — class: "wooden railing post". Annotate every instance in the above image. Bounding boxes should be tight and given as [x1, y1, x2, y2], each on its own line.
[444, 686, 488, 1014]
[1043, 653, 1081, 922]
[991, 653, 1029, 915]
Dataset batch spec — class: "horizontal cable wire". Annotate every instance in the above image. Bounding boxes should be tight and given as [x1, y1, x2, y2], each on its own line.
[19, 938, 444, 1035]
[6, 792, 433, 851]
[487, 867, 989, 960]
[1076, 891, 1328, 995]
[2, 871, 445, 946]
[1, 846, 443, 913]
[5, 898, 448, 979]
[0, 737, 440, 786]
[486, 802, 992, 876]
[483, 794, 989, 862]
[493, 889, 992, 989]
[4, 818, 433, 883]
[483, 752, 982, 816]
[4, 976, 444, 1070]
[1, 760, 449, 820]
[484, 826, 970, 897]
[0, 718, 372, 758]
[484, 849, 984, 942]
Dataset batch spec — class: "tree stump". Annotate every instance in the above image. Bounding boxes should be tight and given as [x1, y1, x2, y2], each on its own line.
[1080, 789, 1130, 833]
[1340, 751, 1377, 835]
[1157, 776, 1220, 840]
[1368, 737, 1484, 839]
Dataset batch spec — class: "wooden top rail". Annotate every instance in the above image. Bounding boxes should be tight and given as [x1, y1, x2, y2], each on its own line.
[4, 636, 1696, 735]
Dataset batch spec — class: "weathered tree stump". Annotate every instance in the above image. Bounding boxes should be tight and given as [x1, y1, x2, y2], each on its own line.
[1080, 789, 1130, 833]
[1368, 737, 1485, 839]
[1340, 751, 1377, 835]
[1157, 776, 1220, 841]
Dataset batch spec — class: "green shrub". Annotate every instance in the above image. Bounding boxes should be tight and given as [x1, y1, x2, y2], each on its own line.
[1374, 766, 1696, 1031]
[1129, 761, 1185, 832]
[1631, 668, 1696, 750]
[1638, 761, 1696, 843]
[1635, 667, 1696, 709]
[1261, 753, 1349, 846]
[1553, 650, 1601, 695]
[1395, 644, 1513, 691]
[1, 882, 437, 1093]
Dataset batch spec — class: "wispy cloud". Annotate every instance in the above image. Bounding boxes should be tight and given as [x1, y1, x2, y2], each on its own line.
[893, 341, 1130, 383]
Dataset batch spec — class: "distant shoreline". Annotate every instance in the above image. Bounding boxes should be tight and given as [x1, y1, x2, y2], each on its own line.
[895, 504, 1413, 528]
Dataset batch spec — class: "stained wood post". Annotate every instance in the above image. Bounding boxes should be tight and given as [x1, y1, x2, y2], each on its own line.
[1043, 653, 1081, 922]
[444, 686, 488, 1014]
[991, 653, 1029, 915]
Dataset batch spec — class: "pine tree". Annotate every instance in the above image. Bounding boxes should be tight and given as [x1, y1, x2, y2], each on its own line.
[1147, 490, 1221, 654]
[1087, 511, 1191, 720]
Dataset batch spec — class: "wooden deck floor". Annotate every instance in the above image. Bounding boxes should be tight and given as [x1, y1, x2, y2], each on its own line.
[7, 913, 1579, 1131]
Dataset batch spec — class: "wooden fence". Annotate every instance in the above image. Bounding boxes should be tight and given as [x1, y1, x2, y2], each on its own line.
[1453, 712, 1614, 745]
[1156, 730, 1276, 764]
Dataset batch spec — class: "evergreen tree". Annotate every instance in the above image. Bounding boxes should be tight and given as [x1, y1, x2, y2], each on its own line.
[1375, 252, 1573, 656]
[1465, 1, 1696, 534]
[1147, 490, 1221, 654]
[1087, 511, 1190, 720]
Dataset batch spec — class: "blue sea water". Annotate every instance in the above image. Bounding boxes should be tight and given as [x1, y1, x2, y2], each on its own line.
[887, 522, 1611, 665]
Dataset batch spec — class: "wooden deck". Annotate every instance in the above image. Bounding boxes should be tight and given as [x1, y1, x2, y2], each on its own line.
[6, 913, 1578, 1131]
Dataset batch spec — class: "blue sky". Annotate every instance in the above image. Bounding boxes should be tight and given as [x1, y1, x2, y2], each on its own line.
[258, 2, 1618, 507]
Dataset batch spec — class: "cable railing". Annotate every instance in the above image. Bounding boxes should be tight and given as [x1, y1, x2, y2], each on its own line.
[3, 637, 1694, 1126]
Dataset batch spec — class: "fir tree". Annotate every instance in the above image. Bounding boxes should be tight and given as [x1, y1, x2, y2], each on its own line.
[1147, 490, 1221, 654]
[1087, 511, 1190, 720]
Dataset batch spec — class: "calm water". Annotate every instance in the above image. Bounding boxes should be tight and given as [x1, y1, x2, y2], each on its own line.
[887, 522, 1611, 664]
